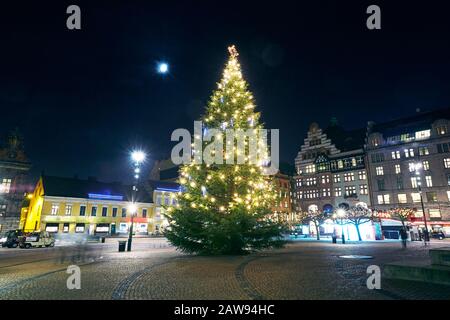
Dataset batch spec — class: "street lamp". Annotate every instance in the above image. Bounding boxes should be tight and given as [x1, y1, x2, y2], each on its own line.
[414, 162, 430, 244]
[334, 208, 347, 244]
[127, 150, 146, 252]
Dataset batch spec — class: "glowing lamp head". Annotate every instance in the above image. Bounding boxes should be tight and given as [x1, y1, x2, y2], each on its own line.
[128, 203, 138, 214]
[157, 62, 169, 74]
[336, 209, 346, 218]
[131, 150, 146, 164]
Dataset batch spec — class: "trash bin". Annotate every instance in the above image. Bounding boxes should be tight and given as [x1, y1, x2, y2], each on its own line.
[101, 237, 106, 243]
[118, 240, 127, 252]
[332, 235, 337, 244]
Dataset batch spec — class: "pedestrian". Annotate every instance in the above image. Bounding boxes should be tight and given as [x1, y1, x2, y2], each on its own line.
[400, 227, 408, 249]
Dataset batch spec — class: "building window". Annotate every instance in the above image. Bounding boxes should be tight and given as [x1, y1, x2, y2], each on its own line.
[376, 166, 384, 176]
[377, 194, 390, 204]
[306, 177, 317, 186]
[391, 151, 401, 160]
[122, 208, 127, 217]
[305, 164, 316, 174]
[360, 185, 368, 195]
[422, 161, 430, 171]
[404, 148, 415, 158]
[51, 204, 59, 215]
[156, 195, 162, 205]
[297, 179, 302, 187]
[142, 208, 147, 218]
[419, 147, 429, 156]
[395, 164, 401, 174]
[409, 163, 417, 173]
[358, 171, 366, 180]
[396, 176, 403, 190]
[112, 207, 118, 217]
[65, 204, 72, 216]
[411, 193, 421, 203]
[415, 130, 431, 140]
[444, 158, 450, 168]
[429, 209, 441, 219]
[437, 143, 450, 153]
[164, 197, 170, 205]
[102, 207, 108, 217]
[398, 194, 407, 204]
[80, 205, 86, 216]
[344, 186, 356, 197]
[425, 176, 433, 187]
[411, 177, 419, 188]
[334, 187, 342, 197]
[344, 173, 355, 182]
[321, 175, 330, 184]
[447, 191, 450, 201]
[426, 192, 437, 202]
[91, 206, 97, 216]
[371, 153, 384, 163]
[437, 125, 448, 135]
[377, 179, 385, 191]
[322, 188, 331, 197]
[310, 139, 321, 146]
[0, 178, 12, 193]
[333, 174, 341, 183]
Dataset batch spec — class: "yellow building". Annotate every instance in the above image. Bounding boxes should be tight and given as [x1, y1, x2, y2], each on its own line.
[21, 175, 154, 236]
[147, 180, 181, 233]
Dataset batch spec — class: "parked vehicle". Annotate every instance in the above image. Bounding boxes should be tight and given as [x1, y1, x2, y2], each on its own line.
[19, 231, 55, 249]
[0, 230, 25, 248]
[431, 231, 446, 240]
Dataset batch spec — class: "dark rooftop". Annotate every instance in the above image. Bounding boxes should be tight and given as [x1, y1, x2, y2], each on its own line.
[41, 175, 153, 203]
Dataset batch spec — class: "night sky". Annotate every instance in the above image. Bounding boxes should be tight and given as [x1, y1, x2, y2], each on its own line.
[1, 1, 450, 184]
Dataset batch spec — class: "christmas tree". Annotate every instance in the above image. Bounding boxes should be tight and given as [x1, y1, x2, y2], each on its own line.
[165, 45, 286, 255]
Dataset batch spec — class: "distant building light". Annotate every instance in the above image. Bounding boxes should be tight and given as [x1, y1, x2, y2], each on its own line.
[88, 193, 123, 201]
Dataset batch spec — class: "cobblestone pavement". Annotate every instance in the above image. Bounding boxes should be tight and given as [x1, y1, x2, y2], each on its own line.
[0, 238, 449, 300]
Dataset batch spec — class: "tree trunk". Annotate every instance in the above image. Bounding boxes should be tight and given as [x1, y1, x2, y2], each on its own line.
[355, 223, 362, 241]
[315, 222, 320, 240]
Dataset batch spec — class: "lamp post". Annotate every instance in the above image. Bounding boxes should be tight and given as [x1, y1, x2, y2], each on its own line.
[334, 208, 347, 244]
[414, 162, 429, 244]
[127, 150, 146, 252]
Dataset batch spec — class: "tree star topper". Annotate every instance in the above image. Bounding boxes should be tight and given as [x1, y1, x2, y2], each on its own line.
[228, 45, 239, 58]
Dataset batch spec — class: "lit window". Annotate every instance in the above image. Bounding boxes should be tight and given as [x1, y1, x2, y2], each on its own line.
[344, 186, 356, 197]
[334, 187, 342, 197]
[376, 166, 384, 176]
[398, 194, 407, 204]
[415, 130, 431, 140]
[408, 163, 416, 172]
[444, 158, 450, 168]
[422, 161, 430, 170]
[359, 185, 368, 195]
[395, 164, 401, 174]
[51, 204, 59, 215]
[429, 209, 441, 218]
[0, 178, 12, 193]
[65, 204, 72, 216]
[404, 149, 415, 158]
[425, 176, 433, 187]
[411, 177, 419, 188]
[305, 164, 316, 174]
[344, 173, 355, 182]
[333, 174, 341, 183]
[419, 147, 429, 156]
[391, 151, 401, 159]
[358, 171, 366, 180]
[411, 193, 421, 203]
[377, 195, 384, 204]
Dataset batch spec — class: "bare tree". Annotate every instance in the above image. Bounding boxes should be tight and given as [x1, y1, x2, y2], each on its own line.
[298, 207, 327, 240]
[346, 203, 373, 241]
